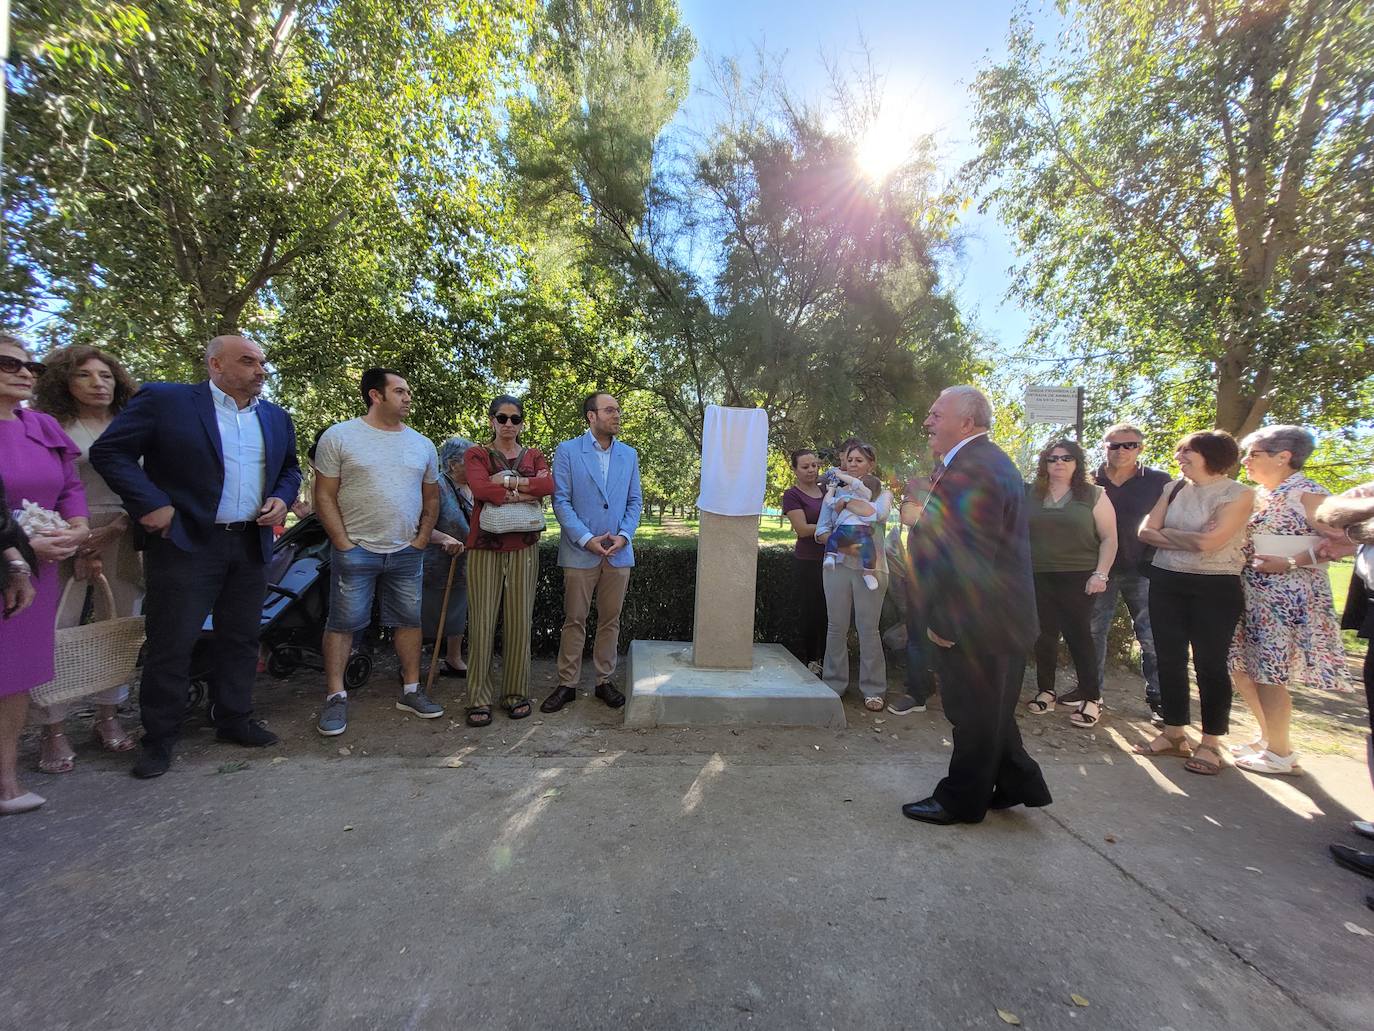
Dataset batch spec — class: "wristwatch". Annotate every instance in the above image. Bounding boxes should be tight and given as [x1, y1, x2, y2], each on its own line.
[1285, 556, 1298, 571]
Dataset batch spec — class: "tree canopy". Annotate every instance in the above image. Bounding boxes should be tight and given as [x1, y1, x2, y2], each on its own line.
[968, 0, 1374, 440]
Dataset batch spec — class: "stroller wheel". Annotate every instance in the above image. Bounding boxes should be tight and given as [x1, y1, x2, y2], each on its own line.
[266, 647, 295, 679]
[185, 680, 208, 720]
[344, 652, 372, 690]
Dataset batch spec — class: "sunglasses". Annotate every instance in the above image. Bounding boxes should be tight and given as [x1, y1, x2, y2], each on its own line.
[1045, 455, 1077, 463]
[0, 356, 46, 377]
[493, 413, 524, 425]
[1106, 441, 1141, 451]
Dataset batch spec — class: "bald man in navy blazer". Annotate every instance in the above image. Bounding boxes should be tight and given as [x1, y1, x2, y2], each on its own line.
[92, 336, 300, 778]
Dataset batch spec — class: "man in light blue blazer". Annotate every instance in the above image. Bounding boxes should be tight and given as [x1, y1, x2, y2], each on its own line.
[542, 392, 643, 713]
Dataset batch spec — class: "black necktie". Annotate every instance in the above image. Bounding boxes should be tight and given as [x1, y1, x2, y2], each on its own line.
[931, 460, 946, 480]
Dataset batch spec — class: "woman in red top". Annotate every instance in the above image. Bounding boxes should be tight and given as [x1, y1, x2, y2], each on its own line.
[462, 395, 554, 726]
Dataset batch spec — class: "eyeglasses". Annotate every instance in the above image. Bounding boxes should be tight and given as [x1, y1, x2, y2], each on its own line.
[0, 356, 46, 377]
[1045, 455, 1076, 463]
[493, 413, 524, 425]
[1106, 441, 1141, 451]
[594, 406, 621, 416]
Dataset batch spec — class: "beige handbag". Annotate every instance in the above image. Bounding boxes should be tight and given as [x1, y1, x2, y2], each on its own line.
[29, 574, 145, 707]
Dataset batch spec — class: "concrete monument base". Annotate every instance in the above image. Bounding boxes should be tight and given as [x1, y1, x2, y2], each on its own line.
[625, 640, 847, 729]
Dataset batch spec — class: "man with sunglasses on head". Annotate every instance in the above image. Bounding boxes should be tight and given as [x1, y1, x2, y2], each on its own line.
[542, 392, 642, 713]
[1090, 423, 1171, 723]
[312, 368, 440, 736]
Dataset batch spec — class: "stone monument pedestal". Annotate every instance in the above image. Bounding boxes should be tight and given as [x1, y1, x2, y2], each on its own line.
[625, 404, 844, 730]
[624, 640, 846, 729]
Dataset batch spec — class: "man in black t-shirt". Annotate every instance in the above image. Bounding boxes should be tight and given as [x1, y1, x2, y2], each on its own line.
[1090, 423, 1170, 723]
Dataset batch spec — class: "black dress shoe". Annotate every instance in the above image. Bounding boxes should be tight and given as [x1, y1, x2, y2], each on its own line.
[594, 682, 626, 709]
[540, 685, 578, 713]
[989, 791, 1053, 811]
[1330, 843, 1374, 880]
[216, 719, 279, 748]
[902, 796, 962, 825]
[131, 745, 172, 779]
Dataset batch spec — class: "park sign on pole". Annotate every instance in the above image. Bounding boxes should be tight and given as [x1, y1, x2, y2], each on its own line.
[1024, 385, 1085, 441]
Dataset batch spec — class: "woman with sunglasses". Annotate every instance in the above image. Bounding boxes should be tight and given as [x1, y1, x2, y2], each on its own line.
[1134, 431, 1253, 775]
[0, 335, 90, 814]
[462, 396, 553, 727]
[30, 345, 142, 772]
[1023, 440, 1117, 727]
[815, 442, 893, 712]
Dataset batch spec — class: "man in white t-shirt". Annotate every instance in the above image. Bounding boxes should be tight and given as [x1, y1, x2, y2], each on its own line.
[312, 368, 440, 736]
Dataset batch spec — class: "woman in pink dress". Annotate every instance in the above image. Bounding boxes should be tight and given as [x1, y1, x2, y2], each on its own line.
[0, 335, 89, 815]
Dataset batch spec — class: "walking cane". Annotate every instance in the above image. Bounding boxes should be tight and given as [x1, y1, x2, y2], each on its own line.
[424, 549, 460, 695]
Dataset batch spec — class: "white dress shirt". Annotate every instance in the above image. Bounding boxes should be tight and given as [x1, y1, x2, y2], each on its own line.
[210, 381, 267, 523]
[578, 431, 616, 547]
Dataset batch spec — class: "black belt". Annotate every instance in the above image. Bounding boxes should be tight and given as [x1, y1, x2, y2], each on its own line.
[216, 521, 254, 532]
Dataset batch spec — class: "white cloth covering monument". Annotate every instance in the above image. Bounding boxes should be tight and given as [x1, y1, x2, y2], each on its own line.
[624, 405, 847, 728]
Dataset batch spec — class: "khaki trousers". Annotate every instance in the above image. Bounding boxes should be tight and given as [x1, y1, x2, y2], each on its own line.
[557, 563, 631, 686]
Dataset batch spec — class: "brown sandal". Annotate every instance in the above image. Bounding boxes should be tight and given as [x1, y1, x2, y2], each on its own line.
[1133, 733, 1192, 759]
[1184, 744, 1224, 775]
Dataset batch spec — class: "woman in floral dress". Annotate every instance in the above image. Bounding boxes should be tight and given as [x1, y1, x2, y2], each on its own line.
[1230, 425, 1351, 776]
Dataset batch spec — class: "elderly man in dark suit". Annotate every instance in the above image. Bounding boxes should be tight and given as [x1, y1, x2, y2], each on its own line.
[92, 335, 301, 778]
[903, 386, 1051, 825]
[1315, 486, 1374, 910]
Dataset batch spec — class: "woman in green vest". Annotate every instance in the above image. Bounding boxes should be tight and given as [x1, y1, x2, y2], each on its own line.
[1023, 439, 1118, 728]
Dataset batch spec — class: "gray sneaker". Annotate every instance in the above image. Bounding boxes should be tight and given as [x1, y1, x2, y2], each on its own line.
[887, 695, 927, 716]
[317, 694, 348, 736]
[396, 689, 444, 719]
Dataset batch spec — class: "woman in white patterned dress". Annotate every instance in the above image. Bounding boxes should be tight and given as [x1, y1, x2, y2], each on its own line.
[1230, 425, 1351, 776]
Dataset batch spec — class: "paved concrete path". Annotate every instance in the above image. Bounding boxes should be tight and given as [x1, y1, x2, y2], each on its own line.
[4, 700, 1373, 1031]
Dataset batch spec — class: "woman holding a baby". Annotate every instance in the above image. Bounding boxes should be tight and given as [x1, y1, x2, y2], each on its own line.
[0, 334, 91, 814]
[815, 441, 893, 712]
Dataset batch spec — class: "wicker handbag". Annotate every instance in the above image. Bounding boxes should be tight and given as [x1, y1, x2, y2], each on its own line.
[478, 446, 546, 534]
[29, 574, 145, 707]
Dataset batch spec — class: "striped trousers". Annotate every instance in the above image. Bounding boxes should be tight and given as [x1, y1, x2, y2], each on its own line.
[465, 545, 540, 709]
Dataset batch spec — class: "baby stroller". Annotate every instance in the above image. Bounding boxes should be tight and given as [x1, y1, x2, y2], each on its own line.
[187, 515, 375, 713]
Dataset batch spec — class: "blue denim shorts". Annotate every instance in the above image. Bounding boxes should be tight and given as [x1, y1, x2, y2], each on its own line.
[326, 544, 424, 632]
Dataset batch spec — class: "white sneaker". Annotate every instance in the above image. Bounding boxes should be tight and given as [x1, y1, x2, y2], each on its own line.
[1235, 749, 1301, 776]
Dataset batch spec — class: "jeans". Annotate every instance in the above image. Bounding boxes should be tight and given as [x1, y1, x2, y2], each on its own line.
[1090, 569, 1160, 703]
[904, 594, 935, 703]
[327, 544, 424, 632]
[1033, 571, 1101, 701]
[1148, 568, 1244, 736]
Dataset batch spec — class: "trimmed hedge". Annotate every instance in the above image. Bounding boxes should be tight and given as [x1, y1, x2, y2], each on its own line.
[517, 538, 1140, 671]
[529, 538, 831, 655]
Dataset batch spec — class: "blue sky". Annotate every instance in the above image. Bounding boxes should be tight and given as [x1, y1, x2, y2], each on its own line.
[673, 0, 1065, 355]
